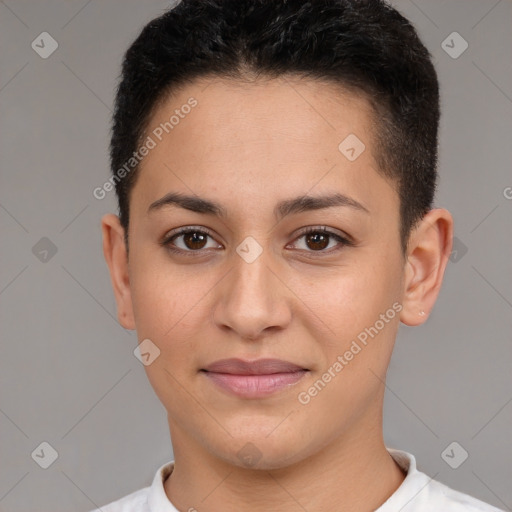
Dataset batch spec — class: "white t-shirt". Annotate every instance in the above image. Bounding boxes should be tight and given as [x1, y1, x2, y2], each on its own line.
[91, 448, 504, 511]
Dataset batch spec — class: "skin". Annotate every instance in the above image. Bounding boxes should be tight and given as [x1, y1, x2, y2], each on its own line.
[102, 76, 453, 511]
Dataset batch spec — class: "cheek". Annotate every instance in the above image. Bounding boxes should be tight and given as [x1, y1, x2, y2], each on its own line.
[130, 276, 177, 337]
[128, 258, 220, 375]
[129, 267, 208, 404]
[129, 250, 205, 336]
[292, 268, 401, 432]
[294, 259, 401, 342]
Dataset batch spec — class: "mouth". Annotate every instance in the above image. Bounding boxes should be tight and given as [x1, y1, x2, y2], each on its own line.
[200, 358, 309, 398]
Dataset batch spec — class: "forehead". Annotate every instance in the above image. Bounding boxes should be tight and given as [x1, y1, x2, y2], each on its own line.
[131, 76, 396, 219]
[145, 75, 377, 151]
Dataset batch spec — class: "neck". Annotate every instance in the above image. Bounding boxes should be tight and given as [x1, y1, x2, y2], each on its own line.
[164, 412, 406, 511]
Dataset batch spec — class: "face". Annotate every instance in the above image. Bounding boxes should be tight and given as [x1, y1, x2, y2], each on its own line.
[107, 76, 417, 469]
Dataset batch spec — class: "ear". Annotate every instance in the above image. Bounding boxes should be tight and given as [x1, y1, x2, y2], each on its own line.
[101, 214, 136, 330]
[400, 208, 454, 326]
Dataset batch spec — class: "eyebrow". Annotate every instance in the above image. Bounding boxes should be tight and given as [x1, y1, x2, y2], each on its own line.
[147, 191, 369, 219]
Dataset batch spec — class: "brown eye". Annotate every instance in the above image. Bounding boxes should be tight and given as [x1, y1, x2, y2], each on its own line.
[162, 227, 221, 254]
[291, 226, 353, 254]
[180, 231, 208, 250]
[304, 231, 330, 251]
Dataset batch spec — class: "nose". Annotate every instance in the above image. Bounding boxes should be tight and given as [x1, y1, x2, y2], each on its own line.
[212, 246, 292, 341]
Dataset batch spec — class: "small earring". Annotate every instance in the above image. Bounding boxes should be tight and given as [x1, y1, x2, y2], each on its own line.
[419, 310, 426, 316]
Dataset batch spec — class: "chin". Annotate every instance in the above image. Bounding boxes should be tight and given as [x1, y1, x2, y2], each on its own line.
[209, 425, 312, 471]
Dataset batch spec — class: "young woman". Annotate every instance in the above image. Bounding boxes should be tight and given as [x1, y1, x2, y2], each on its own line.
[96, 1, 503, 510]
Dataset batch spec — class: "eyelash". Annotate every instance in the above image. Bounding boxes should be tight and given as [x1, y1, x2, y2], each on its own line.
[160, 225, 354, 257]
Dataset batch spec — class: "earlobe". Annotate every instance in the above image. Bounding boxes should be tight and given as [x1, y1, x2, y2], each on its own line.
[400, 208, 453, 326]
[101, 214, 136, 330]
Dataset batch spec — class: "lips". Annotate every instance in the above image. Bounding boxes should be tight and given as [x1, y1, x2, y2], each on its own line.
[201, 358, 309, 398]
[203, 358, 306, 375]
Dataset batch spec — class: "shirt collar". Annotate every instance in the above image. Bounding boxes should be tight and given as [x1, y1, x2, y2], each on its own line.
[376, 447, 434, 511]
[148, 460, 178, 511]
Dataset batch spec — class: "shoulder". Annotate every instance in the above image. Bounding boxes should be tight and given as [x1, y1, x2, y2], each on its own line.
[87, 461, 175, 512]
[421, 477, 505, 511]
[88, 486, 150, 512]
[381, 448, 505, 512]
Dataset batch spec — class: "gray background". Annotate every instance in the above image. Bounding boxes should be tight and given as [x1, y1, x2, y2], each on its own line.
[0, 0, 511, 511]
